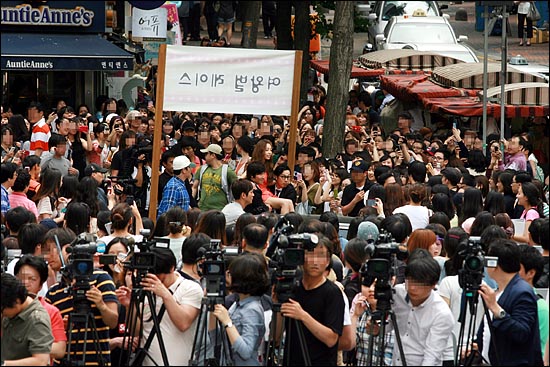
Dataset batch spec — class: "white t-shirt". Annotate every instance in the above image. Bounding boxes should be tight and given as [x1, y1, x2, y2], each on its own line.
[142, 273, 203, 366]
[221, 202, 245, 227]
[392, 204, 431, 231]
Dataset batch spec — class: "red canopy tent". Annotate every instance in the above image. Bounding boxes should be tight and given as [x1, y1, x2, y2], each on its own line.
[309, 59, 385, 78]
[422, 96, 550, 118]
[379, 74, 479, 103]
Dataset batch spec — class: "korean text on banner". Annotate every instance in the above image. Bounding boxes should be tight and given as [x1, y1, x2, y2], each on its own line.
[132, 7, 167, 39]
[163, 45, 296, 116]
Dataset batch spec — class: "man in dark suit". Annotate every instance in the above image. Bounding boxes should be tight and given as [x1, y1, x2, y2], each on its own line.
[476, 238, 543, 366]
[270, 164, 297, 210]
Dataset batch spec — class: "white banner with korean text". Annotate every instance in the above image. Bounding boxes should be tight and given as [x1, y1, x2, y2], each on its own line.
[163, 45, 296, 115]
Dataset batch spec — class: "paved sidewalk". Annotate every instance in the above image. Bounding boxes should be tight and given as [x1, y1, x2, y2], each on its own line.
[191, 3, 548, 67]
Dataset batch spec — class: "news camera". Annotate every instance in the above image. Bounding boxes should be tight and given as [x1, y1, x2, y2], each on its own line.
[61, 233, 100, 314]
[265, 218, 319, 303]
[109, 176, 137, 205]
[198, 239, 239, 303]
[122, 230, 162, 289]
[360, 230, 408, 311]
[458, 236, 498, 293]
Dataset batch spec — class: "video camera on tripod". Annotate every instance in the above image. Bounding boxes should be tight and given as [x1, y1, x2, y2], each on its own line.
[265, 218, 318, 303]
[198, 239, 239, 303]
[121, 230, 171, 289]
[458, 236, 498, 293]
[61, 233, 101, 314]
[360, 230, 408, 310]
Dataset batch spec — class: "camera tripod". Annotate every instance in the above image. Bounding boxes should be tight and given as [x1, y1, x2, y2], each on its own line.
[455, 287, 500, 367]
[264, 302, 311, 366]
[189, 297, 233, 366]
[364, 290, 407, 367]
[65, 300, 107, 366]
[120, 285, 170, 366]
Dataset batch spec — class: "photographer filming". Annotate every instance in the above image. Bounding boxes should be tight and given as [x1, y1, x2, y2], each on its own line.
[274, 234, 345, 366]
[116, 246, 203, 366]
[381, 248, 455, 366]
[44, 232, 119, 366]
[474, 239, 543, 366]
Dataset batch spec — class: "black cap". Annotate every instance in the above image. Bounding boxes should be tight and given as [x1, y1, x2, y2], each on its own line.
[84, 163, 108, 176]
[350, 160, 369, 172]
[182, 120, 196, 131]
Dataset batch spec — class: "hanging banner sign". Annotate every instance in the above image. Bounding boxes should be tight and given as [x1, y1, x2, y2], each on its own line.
[163, 45, 296, 115]
[132, 7, 167, 39]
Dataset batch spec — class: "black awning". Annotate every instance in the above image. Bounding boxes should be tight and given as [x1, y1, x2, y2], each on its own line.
[1, 33, 134, 71]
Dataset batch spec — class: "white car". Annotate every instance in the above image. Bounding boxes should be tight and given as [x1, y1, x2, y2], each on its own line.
[366, 1, 447, 48]
[375, 14, 479, 63]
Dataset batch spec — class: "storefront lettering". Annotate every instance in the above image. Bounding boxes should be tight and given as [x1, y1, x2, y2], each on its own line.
[5, 60, 54, 69]
[1, 4, 94, 27]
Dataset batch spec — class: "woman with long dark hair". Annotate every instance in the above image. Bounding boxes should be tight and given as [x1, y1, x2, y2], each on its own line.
[67, 116, 92, 179]
[469, 211, 496, 237]
[194, 209, 228, 247]
[483, 191, 506, 216]
[496, 171, 516, 218]
[7, 114, 29, 145]
[459, 187, 484, 231]
[512, 181, 544, 244]
[33, 168, 65, 223]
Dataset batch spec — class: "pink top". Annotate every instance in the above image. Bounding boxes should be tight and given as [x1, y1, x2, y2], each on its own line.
[521, 208, 540, 221]
[9, 192, 39, 219]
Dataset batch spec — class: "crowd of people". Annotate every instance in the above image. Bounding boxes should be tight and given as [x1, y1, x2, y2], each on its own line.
[1, 77, 549, 366]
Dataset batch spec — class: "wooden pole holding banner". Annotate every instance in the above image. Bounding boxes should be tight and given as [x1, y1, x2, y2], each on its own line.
[287, 50, 303, 174]
[148, 44, 167, 221]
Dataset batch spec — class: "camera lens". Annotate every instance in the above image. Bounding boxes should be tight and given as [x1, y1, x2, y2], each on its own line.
[465, 255, 483, 272]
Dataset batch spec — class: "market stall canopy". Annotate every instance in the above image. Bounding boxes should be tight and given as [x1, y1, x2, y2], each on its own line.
[309, 59, 385, 78]
[359, 49, 466, 71]
[1, 33, 134, 71]
[482, 82, 549, 105]
[423, 96, 550, 118]
[379, 74, 478, 103]
[431, 63, 547, 89]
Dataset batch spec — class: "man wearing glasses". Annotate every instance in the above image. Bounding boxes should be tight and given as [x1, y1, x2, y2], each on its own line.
[270, 164, 297, 211]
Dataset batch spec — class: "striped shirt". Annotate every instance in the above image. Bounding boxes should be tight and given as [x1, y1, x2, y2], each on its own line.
[30, 118, 51, 155]
[46, 270, 118, 366]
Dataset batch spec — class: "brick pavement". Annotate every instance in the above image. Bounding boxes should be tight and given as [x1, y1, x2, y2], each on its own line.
[446, 1, 549, 66]
[191, 3, 548, 66]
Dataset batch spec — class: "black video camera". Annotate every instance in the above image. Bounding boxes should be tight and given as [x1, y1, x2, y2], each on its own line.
[266, 218, 319, 303]
[360, 230, 408, 311]
[122, 230, 165, 289]
[109, 176, 137, 205]
[62, 233, 99, 314]
[198, 239, 237, 303]
[458, 237, 498, 293]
